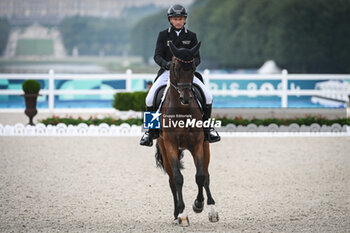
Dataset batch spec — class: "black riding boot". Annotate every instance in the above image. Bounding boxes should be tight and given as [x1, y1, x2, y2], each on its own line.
[203, 104, 221, 143]
[140, 106, 160, 147]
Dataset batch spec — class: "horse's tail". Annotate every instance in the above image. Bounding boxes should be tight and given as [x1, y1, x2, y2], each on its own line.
[155, 141, 164, 170]
[155, 141, 184, 171]
[178, 149, 184, 170]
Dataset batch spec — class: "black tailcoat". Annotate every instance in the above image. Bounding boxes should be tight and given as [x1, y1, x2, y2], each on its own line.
[154, 27, 201, 79]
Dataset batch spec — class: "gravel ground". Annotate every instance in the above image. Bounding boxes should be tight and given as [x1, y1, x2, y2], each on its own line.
[0, 137, 349, 232]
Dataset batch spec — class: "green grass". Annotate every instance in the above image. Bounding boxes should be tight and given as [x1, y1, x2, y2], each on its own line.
[16, 39, 54, 56]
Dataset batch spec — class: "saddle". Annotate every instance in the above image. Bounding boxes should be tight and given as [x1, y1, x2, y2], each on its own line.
[153, 82, 206, 112]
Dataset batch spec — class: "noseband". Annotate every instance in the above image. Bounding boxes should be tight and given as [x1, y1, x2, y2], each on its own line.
[170, 57, 195, 91]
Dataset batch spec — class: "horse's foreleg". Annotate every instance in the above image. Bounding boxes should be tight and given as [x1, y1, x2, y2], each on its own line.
[165, 143, 188, 226]
[173, 159, 188, 226]
[191, 143, 205, 214]
[203, 140, 215, 205]
[203, 141, 219, 222]
[158, 138, 178, 220]
[169, 178, 178, 220]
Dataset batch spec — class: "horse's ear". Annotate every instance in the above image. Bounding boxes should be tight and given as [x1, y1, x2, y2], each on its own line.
[190, 42, 201, 56]
[169, 42, 179, 56]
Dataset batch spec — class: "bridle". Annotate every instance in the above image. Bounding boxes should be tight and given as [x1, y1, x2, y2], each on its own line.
[170, 56, 195, 91]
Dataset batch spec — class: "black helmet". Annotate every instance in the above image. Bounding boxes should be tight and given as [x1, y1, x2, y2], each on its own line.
[167, 4, 188, 18]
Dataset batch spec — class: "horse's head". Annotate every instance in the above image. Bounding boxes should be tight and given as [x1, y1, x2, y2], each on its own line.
[169, 42, 201, 105]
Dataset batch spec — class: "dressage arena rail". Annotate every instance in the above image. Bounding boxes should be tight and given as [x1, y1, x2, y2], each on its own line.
[1, 69, 350, 111]
[1, 123, 349, 137]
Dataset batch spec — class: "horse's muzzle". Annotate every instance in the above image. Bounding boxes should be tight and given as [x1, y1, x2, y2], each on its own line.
[179, 95, 193, 105]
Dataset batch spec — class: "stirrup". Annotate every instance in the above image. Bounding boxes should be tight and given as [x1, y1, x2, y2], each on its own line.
[140, 129, 159, 147]
[206, 128, 221, 143]
[140, 132, 154, 147]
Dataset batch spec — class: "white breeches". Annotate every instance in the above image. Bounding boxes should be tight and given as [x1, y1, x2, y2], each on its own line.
[145, 71, 213, 107]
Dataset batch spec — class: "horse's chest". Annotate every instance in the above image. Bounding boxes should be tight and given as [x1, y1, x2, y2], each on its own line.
[176, 131, 201, 148]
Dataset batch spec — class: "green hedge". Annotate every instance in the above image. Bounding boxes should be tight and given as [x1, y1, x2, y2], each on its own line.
[39, 115, 350, 126]
[22, 80, 41, 94]
[113, 91, 147, 111]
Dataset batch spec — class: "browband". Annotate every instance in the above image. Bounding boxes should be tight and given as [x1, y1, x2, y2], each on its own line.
[174, 57, 194, 64]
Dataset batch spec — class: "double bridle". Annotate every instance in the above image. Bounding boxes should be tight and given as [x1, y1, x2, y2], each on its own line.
[170, 57, 195, 91]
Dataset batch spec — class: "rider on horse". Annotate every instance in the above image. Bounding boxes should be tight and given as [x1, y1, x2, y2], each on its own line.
[140, 4, 221, 147]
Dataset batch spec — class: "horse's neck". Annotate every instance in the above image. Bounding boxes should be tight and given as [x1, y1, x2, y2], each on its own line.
[164, 85, 181, 108]
[164, 85, 193, 111]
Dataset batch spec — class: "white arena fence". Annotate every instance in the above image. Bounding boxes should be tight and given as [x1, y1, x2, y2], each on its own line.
[0, 69, 350, 112]
[1, 123, 349, 137]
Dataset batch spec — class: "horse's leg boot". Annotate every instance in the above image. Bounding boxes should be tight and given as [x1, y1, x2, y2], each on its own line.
[203, 104, 221, 143]
[140, 106, 160, 147]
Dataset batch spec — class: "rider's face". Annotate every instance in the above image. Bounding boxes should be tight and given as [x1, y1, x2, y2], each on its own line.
[170, 16, 186, 30]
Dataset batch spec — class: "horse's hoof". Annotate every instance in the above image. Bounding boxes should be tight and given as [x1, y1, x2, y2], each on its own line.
[178, 214, 190, 227]
[208, 212, 219, 223]
[192, 200, 204, 213]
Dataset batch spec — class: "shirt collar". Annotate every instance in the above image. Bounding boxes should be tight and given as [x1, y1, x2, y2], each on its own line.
[175, 29, 182, 36]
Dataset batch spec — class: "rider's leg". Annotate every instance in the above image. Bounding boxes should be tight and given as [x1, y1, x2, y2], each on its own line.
[145, 71, 170, 107]
[193, 77, 221, 143]
[140, 71, 170, 147]
[193, 76, 213, 105]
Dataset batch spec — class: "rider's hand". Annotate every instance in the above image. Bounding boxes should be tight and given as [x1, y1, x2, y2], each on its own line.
[164, 61, 171, 70]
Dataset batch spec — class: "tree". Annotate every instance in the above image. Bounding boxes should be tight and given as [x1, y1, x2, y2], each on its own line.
[59, 16, 129, 56]
[190, 0, 350, 73]
[0, 18, 11, 55]
[130, 10, 168, 63]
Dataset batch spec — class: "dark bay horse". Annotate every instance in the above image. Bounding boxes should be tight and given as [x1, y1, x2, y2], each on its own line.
[155, 42, 219, 227]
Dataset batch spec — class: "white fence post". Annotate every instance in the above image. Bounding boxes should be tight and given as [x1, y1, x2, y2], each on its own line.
[281, 69, 288, 108]
[126, 69, 132, 92]
[48, 69, 55, 112]
[347, 96, 350, 118]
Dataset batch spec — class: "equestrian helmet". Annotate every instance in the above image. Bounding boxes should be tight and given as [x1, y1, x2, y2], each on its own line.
[167, 4, 188, 19]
